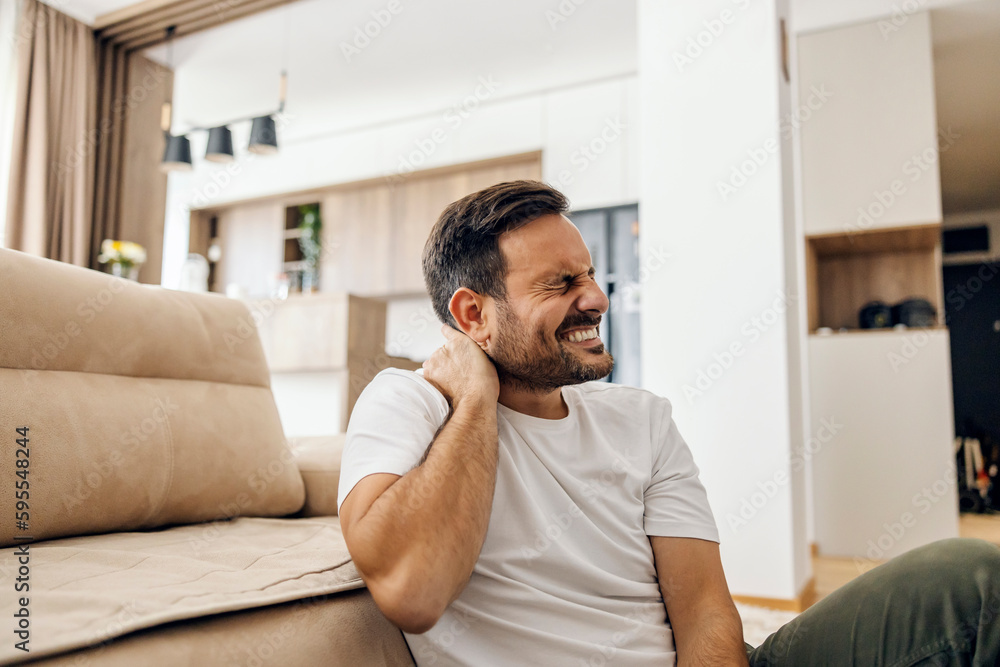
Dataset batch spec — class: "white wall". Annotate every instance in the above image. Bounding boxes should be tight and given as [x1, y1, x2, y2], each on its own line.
[638, 0, 810, 599]
[793, 0, 969, 34]
[384, 296, 444, 363]
[783, 9, 816, 567]
[270, 371, 345, 438]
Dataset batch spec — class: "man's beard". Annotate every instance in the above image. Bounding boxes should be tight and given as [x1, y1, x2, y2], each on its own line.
[488, 299, 614, 393]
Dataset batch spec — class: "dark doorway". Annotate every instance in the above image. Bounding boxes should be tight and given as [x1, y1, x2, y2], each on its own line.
[943, 261, 1000, 442]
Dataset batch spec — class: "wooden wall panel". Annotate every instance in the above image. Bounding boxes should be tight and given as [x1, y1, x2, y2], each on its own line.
[196, 152, 543, 297]
[390, 173, 470, 294]
[321, 185, 393, 295]
[118, 55, 173, 285]
[388, 156, 544, 294]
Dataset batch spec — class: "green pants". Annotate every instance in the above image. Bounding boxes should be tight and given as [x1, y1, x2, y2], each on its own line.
[746, 538, 1000, 666]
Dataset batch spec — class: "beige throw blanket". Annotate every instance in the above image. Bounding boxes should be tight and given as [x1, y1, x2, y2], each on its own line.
[0, 516, 364, 665]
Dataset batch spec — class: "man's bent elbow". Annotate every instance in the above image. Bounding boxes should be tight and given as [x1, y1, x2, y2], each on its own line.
[366, 570, 452, 635]
[382, 602, 444, 635]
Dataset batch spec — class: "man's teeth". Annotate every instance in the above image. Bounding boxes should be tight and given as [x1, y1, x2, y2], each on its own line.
[562, 327, 598, 342]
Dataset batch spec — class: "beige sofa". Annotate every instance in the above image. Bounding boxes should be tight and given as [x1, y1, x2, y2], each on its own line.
[0, 248, 415, 666]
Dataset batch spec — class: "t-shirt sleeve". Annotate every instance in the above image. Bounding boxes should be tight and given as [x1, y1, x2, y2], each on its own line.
[643, 398, 720, 543]
[337, 369, 450, 513]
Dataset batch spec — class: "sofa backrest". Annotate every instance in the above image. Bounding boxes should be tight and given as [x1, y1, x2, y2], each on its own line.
[0, 249, 304, 547]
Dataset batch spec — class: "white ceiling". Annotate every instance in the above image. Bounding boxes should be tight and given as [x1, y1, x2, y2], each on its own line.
[45, 0, 1000, 214]
[45, 0, 136, 25]
[140, 0, 637, 141]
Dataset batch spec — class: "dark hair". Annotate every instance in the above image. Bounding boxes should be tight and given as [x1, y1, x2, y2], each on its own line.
[422, 180, 569, 328]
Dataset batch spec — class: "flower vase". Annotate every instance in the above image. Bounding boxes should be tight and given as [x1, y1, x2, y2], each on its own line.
[111, 262, 139, 281]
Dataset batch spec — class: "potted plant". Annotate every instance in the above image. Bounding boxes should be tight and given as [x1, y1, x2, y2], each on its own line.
[297, 204, 321, 292]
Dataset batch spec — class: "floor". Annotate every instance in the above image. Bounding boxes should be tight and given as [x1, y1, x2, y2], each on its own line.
[739, 513, 1000, 644]
[813, 512, 1000, 601]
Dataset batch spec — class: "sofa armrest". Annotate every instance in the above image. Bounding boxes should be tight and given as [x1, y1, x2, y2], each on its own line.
[288, 434, 346, 517]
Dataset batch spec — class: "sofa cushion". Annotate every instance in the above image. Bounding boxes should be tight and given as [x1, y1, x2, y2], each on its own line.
[290, 434, 346, 517]
[0, 516, 372, 665]
[0, 249, 269, 384]
[25, 589, 415, 667]
[0, 249, 303, 547]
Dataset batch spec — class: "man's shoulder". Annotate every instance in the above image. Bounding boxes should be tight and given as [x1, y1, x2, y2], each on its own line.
[571, 381, 672, 409]
[370, 366, 434, 391]
[357, 367, 450, 418]
[568, 381, 675, 426]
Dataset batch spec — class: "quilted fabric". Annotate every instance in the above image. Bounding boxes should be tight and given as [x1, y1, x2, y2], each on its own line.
[0, 516, 365, 665]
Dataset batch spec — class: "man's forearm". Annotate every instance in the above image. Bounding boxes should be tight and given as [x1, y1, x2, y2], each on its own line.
[676, 602, 749, 667]
[348, 396, 499, 624]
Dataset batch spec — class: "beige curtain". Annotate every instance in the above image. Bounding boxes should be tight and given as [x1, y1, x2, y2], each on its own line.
[4, 0, 97, 266]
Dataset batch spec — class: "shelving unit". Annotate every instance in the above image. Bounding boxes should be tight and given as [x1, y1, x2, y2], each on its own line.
[797, 10, 959, 560]
[805, 224, 944, 332]
[804, 223, 957, 558]
[282, 203, 321, 293]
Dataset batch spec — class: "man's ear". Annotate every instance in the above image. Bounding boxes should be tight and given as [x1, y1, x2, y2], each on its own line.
[448, 288, 492, 348]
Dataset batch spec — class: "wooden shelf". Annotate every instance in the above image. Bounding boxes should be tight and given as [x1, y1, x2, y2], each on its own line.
[809, 325, 948, 336]
[806, 224, 944, 331]
[809, 223, 940, 256]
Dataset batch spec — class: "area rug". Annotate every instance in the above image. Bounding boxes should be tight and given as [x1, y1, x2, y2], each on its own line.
[736, 603, 800, 646]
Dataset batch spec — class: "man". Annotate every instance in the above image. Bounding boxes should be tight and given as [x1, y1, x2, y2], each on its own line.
[338, 180, 1000, 666]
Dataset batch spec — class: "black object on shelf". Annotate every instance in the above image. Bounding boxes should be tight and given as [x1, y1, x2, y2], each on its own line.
[859, 301, 892, 329]
[891, 298, 936, 328]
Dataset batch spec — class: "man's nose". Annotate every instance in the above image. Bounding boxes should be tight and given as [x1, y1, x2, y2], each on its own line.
[577, 279, 609, 315]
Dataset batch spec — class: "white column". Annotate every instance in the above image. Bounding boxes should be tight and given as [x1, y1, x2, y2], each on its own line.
[638, 0, 811, 600]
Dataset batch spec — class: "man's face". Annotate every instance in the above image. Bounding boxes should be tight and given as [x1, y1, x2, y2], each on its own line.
[487, 214, 613, 392]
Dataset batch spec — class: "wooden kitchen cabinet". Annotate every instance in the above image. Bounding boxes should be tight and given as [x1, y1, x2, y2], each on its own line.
[388, 155, 543, 294]
[190, 151, 541, 298]
[321, 185, 393, 296]
[390, 173, 471, 294]
[798, 12, 942, 236]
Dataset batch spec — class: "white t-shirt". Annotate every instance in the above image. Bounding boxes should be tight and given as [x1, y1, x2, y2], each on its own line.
[338, 369, 719, 667]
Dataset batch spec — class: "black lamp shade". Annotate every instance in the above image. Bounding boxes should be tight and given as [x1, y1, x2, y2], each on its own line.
[161, 134, 192, 172]
[248, 115, 278, 154]
[205, 126, 235, 162]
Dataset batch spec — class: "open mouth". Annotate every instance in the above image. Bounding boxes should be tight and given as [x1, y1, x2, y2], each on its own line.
[559, 326, 600, 344]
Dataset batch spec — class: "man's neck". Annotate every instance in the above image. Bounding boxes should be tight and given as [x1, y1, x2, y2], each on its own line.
[498, 384, 568, 420]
